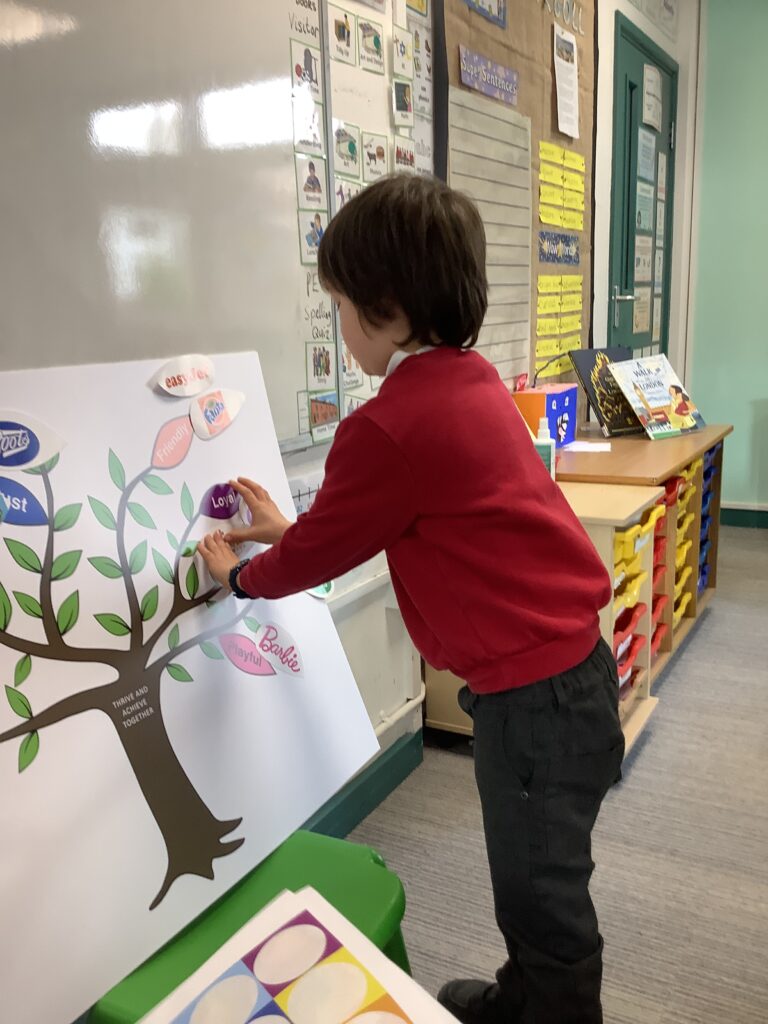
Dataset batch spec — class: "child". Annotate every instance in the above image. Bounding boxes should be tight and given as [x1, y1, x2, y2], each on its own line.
[199, 174, 624, 1024]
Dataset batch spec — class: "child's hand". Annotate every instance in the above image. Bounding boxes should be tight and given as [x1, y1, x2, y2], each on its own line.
[198, 531, 240, 589]
[226, 478, 292, 546]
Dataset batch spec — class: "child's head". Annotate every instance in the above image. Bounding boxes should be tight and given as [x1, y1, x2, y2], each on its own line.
[318, 174, 487, 374]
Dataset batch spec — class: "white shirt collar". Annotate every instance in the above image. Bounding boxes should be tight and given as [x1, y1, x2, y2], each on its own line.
[385, 345, 435, 378]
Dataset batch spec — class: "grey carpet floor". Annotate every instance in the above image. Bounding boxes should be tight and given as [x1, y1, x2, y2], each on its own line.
[350, 526, 768, 1023]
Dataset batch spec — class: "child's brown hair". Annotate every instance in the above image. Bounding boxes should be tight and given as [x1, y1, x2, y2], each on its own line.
[318, 173, 487, 349]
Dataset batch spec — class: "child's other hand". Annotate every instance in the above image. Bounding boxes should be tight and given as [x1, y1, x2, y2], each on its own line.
[227, 478, 292, 546]
[198, 531, 239, 589]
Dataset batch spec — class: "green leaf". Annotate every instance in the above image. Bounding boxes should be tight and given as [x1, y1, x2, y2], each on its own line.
[180, 483, 194, 522]
[166, 662, 193, 682]
[14, 655, 32, 687]
[182, 541, 199, 557]
[129, 541, 147, 574]
[0, 583, 12, 630]
[244, 617, 260, 634]
[200, 640, 225, 660]
[56, 591, 79, 635]
[18, 731, 39, 772]
[53, 503, 82, 531]
[152, 548, 175, 584]
[88, 496, 116, 531]
[140, 585, 159, 621]
[24, 453, 59, 475]
[143, 474, 173, 495]
[95, 612, 131, 636]
[168, 623, 180, 649]
[4, 539, 42, 573]
[88, 556, 123, 579]
[186, 562, 199, 599]
[108, 449, 126, 491]
[51, 550, 81, 581]
[127, 502, 156, 529]
[14, 592, 42, 619]
[166, 530, 180, 551]
[5, 685, 32, 719]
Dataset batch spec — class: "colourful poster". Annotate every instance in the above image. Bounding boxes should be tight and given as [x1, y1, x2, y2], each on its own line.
[328, 6, 357, 65]
[636, 181, 655, 232]
[358, 17, 384, 73]
[361, 132, 388, 181]
[538, 231, 580, 264]
[638, 127, 657, 182]
[332, 119, 361, 179]
[459, 45, 518, 106]
[463, 0, 506, 27]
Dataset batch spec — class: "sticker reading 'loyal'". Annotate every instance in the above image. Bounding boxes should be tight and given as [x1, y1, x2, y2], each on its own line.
[200, 483, 240, 520]
[0, 477, 48, 526]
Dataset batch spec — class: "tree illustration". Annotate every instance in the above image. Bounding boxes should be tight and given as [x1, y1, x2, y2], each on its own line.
[0, 419, 280, 909]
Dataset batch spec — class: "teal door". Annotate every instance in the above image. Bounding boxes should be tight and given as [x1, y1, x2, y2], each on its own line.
[609, 13, 678, 352]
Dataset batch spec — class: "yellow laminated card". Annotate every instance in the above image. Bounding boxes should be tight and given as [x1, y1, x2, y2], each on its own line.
[536, 337, 561, 358]
[535, 358, 562, 380]
[559, 292, 583, 313]
[537, 274, 562, 293]
[559, 314, 582, 335]
[559, 334, 582, 353]
[539, 162, 564, 187]
[536, 316, 560, 337]
[563, 150, 586, 172]
[561, 209, 584, 231]
[540, 205, 564, 227]
[539, 141, 565, 165]
[563, 189, 585, 211]
[562, 169, 585, 193]
[539, 183, 565, 207]
[537, 293, 561, 316]
[559, 355, 575, 373]
[561, 274, 583, 292]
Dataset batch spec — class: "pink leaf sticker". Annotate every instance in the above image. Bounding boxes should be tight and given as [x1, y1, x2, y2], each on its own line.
[220, 634, 277, 676]
[151, 416, 194, 469]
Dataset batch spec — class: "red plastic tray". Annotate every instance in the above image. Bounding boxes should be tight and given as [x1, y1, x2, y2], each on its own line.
[651, 593, 669, 626]
[651, 622, 668, 657]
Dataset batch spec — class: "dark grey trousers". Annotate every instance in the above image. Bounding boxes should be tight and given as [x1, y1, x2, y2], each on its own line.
[458, 638, 625, 1024]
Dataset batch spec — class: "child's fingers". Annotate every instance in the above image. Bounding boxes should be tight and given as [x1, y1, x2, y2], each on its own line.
[235, 477, 270, 502]
[223, 529, 248, 545]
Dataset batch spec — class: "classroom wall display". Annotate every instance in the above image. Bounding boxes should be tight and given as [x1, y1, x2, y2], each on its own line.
[291, 39, 323, 100]
[633, 286, 651, 334]
[332, 118, 361, 177]
[656, 200, 665, 247]
[654, 249, 663, 294]
[333, 175, 364, 212]
[357, 0, 386, 11]
[343, 344, 365, 389]
[0, 354, 378, 1024]
[358, 16, 385, 72]
[307, 342, 337, 389]
[463, 0, 507, 29]
[328, 4, 358, 65]
[459, 45, 519, 106]
[309, 390, 341, 443]
[539, 231, 580, 264]
[393, 25, 414, 79]
[361, 131, 389, 180]
[408, 0, 428, 14]
[394, 135, 417, 171]
[293, 96, 326, 157]
[634, 234, 652, 282]
[295, 154, 328, 210]
[637, 126, 656, 182]
[410, 17, 434, 117]
[413, 112, 434, 174]
[298, 210, 326, 264]
[636, 180, 654, 231]
[393, 78, 415, 125]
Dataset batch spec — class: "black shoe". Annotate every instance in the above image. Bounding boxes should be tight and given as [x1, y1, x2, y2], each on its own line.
[437, 980, 506, 1024]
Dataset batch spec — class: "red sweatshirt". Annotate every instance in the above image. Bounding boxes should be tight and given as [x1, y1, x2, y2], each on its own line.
[240, 347, 611, 692]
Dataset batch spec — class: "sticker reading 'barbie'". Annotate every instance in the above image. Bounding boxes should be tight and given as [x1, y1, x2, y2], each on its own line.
[255, 623, 304, 677]
[149, 354, 215, 398]
[151, 416, 194, 469]
[219, 634, 277, 677]
[190, 389, 245, 440]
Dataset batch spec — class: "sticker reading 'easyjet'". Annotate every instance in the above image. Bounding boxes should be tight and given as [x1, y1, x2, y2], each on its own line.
[0, 412, 65, 472]
[190, 389, 245, 441]
[0, 477, 48, 526]
[149, 354, 215, 398]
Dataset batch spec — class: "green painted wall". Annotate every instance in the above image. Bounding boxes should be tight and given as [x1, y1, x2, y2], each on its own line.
[691, 0, 768, 510]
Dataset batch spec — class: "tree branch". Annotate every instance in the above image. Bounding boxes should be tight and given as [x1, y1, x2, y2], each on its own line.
[117, 468, 149, 653]
[0, 628, 125, 669]
[0, 686, 108, 745]
[150, 601, 250, 675]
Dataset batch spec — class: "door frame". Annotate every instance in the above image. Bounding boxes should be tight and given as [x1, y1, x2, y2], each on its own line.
[609, 12, 679, 351]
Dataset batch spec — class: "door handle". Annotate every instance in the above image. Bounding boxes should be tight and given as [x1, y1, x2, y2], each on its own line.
[612, 285, 636, 328]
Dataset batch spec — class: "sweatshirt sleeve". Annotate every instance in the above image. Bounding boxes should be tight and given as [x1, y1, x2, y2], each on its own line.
[238, 413, 417, 599]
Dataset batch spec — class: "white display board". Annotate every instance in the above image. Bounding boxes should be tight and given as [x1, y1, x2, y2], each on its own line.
[0, 353, 378, 1024]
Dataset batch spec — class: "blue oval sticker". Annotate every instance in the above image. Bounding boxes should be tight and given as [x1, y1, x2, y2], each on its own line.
[0, 421, 40, 468]
[0, 477, 48, 526]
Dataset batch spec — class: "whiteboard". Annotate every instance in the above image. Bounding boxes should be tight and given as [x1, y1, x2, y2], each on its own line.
[0, 0, 330, 447]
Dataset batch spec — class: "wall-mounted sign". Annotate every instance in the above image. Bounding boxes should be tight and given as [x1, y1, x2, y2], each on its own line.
[536, 0, 586, 36]
[459, 46, 518, 106]
[464, 1, 506, 29]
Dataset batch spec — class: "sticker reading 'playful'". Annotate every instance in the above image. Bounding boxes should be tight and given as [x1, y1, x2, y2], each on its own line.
[149, 355, 214, 398]
[219, 634, 277, 677]
[190, 389, 245, 441]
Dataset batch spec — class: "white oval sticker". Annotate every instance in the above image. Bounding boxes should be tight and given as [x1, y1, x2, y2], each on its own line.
[254, 622, 304, 678]
[0, 411, 65, 472]
[149, 354, 214, 398]
[189, 389, 245, 440]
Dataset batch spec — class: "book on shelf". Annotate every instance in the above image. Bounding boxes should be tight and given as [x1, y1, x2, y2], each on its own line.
[607, 354, 706, 440]
[568, 347, 644, 437]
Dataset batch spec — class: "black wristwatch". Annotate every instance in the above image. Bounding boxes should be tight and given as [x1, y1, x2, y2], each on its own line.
[229, 558, 252, 599]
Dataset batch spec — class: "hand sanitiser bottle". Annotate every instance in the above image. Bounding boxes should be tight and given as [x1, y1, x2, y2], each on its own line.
[534, 416, 556, 479]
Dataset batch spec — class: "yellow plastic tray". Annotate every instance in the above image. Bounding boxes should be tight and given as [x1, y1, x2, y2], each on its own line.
[674, 564, 692, 601]
[680, 458, 703, 484]
[677, 484, 697, 514]
[613, 553, 642, 591]
[613, 505, 664, 563]
[673, 591, 692, 629]
[675, 539, 692, 570]
[613, 570, 649, 618]
[677, 511, 695, 539]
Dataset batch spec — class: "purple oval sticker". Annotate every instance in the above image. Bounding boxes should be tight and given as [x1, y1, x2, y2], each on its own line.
[200, 483, 239, 520]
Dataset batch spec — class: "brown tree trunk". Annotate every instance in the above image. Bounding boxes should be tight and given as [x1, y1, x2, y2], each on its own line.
[107, 673, 244, 909]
